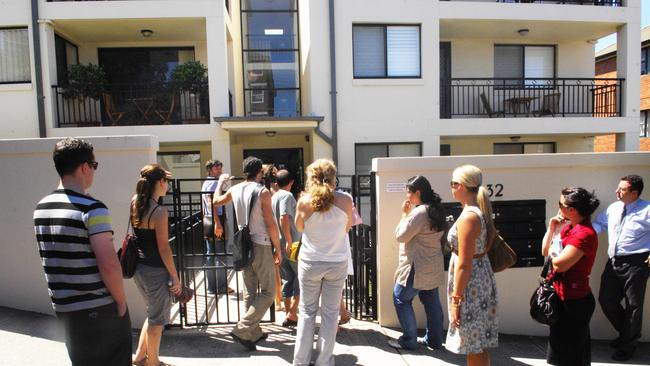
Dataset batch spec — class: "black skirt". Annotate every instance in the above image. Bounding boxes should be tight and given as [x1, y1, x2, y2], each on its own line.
[547, 292, 595, 366]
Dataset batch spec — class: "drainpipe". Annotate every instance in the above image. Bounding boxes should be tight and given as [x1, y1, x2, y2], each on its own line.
[328, 0, 338, 165]
[31, 0, 47, 138]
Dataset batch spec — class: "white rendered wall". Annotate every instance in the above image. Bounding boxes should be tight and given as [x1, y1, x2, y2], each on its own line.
[372, 152, 650, 339]
[0, 135, 159, 326]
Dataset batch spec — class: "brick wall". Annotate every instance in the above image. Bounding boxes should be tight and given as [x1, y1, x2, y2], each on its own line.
[594, 54, 650, 152]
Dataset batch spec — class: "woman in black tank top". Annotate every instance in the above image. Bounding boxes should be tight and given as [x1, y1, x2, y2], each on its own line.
[130, 164, 180, 366]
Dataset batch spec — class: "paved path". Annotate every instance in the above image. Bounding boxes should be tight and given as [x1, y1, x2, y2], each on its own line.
[1, 306, 648, 366]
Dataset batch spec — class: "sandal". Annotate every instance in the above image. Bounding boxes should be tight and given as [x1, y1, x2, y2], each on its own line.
[132, 358, 146, 366]
[338, 312, 352, 325]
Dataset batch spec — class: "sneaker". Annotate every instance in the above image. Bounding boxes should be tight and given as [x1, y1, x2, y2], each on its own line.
[612, 349, 633, 362]
[387, 339, 404, 349]
[230, 332, 257, 351]
[417, 337, 441, 350]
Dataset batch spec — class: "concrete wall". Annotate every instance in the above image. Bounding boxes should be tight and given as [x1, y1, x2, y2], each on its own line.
[441, 135, 594, 155]
[0, 135, 158, 326]
[373, 152, 650, 339]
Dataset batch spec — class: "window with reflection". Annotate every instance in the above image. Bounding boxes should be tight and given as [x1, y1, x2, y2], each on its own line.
[241, 0, 300, 117]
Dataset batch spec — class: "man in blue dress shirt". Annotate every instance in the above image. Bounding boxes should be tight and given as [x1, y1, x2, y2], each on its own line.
[593, 175, 650, 362]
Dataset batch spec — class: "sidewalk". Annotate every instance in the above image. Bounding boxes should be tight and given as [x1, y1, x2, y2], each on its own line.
[1, 305, 648, 366]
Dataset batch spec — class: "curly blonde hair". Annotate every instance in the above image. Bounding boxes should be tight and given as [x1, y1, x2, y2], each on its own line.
[305, 159, 337, 212]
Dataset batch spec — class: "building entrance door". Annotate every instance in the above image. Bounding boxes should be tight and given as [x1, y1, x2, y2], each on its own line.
[243, 148, 304, 196]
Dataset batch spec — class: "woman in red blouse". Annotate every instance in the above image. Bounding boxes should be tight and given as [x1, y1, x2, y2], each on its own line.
[541, 187, 600, 366]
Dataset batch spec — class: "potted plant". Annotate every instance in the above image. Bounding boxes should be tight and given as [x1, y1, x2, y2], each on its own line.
[171, 61, 209, 123]
[63, 63, 107, 100]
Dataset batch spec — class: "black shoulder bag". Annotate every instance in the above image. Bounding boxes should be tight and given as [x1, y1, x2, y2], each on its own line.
[117, 217, 139, 278]
[232, 184, 262, 271]
[529, 257, 562, 326]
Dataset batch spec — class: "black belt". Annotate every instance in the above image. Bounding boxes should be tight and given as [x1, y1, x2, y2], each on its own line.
[611, 252, 650, 266]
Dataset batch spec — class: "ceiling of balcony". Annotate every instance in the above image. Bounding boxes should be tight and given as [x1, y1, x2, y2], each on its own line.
[53, 18, 207, 43]
[440, 20, 619, 42]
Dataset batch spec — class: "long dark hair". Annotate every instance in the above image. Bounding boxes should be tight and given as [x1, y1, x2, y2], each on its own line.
[561, 187, 600, 219]
[406, 175, 446, 232]
[131, 164, 169, 226]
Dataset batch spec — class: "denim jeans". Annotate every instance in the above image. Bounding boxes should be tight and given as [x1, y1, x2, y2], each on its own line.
[393, 268, 444, 349]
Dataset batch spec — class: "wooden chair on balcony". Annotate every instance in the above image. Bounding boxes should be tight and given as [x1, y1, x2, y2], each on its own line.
[533, 92, 561, 117]
[102, 93, 126, 126]
[154, 95, 176, 125]
[480, 93, 505, 118]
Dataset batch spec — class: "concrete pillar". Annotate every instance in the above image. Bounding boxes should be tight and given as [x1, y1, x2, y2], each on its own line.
[39, 20, 56, 131]
[616, 17, 641, 151]
[206, 16, 229, 119]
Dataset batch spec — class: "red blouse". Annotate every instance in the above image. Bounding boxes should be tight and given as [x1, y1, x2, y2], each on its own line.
[552, 222, 598, 300]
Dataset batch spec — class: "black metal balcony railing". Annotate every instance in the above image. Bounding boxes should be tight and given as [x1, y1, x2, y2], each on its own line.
[440, 78, 623, 119]
[52, 83, 210, 127]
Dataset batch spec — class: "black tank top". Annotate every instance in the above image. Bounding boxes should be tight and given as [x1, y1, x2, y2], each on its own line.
[134, 205, 165, 268]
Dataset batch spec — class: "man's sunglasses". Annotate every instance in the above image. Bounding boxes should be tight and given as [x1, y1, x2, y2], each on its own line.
[87, 161, 99, 170]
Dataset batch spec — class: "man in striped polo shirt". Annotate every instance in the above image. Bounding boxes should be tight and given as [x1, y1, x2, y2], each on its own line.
[34, 137, 131, 365]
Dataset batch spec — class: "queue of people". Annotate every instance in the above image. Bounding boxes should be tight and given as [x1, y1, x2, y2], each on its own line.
[33, 137, 649, 366]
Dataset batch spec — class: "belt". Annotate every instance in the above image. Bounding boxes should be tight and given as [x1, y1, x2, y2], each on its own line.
[611, 252, 650, 266]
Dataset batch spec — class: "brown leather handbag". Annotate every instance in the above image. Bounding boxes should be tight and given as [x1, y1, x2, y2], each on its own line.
[484, 232, 518, 273]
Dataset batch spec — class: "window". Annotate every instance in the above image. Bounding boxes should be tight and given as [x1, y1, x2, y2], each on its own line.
[493, 142, 555, 155]
[494, 45, 555, 87]
[353, 25, 421, 78]
[642, 47, 649, 75]
[355, 142, 422, 175]
[0, 27, 31, 84]
[55, 34, 78, 85]
[641, 111, 649, 137]
[440, 144, 451, 156]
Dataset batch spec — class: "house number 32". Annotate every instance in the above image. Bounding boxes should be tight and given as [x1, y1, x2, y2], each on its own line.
[486, 184, 504, 197]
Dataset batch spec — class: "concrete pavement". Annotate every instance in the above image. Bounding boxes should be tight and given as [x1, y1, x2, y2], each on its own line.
[1, 306, 648, 366]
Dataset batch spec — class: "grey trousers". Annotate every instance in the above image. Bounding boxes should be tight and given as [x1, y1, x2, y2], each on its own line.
[293, 260, 348, 366]
[232, 243, 276, 341]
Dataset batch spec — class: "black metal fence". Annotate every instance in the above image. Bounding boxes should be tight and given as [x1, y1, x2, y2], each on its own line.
[440, 78, 623, 118]
[52, 83, 209, 127]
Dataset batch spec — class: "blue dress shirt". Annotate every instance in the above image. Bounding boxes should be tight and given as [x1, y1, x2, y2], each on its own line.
[592, 198, 650, 258]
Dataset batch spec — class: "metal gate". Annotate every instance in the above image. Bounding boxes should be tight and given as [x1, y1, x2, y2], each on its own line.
[339, 173, 378, 320]
[165, 174, 378, 327]
[166, 178, 275, 328]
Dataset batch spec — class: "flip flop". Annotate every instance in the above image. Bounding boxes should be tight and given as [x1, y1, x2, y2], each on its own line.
[132, 358, 146, 366]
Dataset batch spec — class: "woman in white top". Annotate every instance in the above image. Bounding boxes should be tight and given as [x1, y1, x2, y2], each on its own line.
[293, 159, 353, 366]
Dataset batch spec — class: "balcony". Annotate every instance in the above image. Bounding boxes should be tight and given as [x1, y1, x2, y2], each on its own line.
[440, 78, 623, 119]
[446, 0, 621, 6]
[52, 83, 209, 127]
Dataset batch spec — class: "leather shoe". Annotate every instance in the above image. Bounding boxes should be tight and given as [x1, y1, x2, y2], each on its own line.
[230, 332, 256, 351]
[609, 337, 623, 349]
[254, 333, 268, 343]
[612, 349, 633, 362]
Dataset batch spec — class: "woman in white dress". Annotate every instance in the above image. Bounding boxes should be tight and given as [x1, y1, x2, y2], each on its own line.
[446, 165, 498, 366]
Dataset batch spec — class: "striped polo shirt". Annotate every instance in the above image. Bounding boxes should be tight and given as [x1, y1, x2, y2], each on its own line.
[33, 189, 114, 313]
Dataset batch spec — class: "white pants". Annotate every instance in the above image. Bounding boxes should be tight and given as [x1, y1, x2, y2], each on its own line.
[293, 260, 348, 366]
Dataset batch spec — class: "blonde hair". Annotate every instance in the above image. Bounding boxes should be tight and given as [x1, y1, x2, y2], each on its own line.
[305, 159, 337, 212]
[452, 164, 495, 233]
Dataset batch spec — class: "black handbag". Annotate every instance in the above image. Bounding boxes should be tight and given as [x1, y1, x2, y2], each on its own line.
[530, 258, 562, 326]
[117, 218, 139, 278]
[232, 184, 262, 271]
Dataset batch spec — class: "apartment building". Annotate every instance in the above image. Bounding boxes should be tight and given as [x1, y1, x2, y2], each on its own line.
[0, 0, 641, 181]
[594, 25, 650, 151]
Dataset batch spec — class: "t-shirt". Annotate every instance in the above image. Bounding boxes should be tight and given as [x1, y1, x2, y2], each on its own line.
[201, 178, 222, 216]
[553, 221, 598, 300]
[271, 189, 300, 246]
[33, 189, 115, 312]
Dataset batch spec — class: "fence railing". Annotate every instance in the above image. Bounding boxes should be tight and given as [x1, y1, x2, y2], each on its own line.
[440, 78, 623, 118]
[52, 82, 209, 127]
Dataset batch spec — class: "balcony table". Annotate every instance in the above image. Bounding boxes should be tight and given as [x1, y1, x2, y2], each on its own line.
[128, 97, 155, 123]
[504, 96, 539, 117]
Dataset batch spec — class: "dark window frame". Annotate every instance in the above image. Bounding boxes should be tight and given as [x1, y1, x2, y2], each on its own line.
[240, 0, 302, 117]
[493, 44, 557, 89]
[641, 110, 649, 137]
[354, 142, 423, 175]
[352, 24, 422, 79]
[493, 142, 556, 154]
[641, 46, 649, 75]
[54, 34, 79, 85]
[0, 26, 31, 84]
